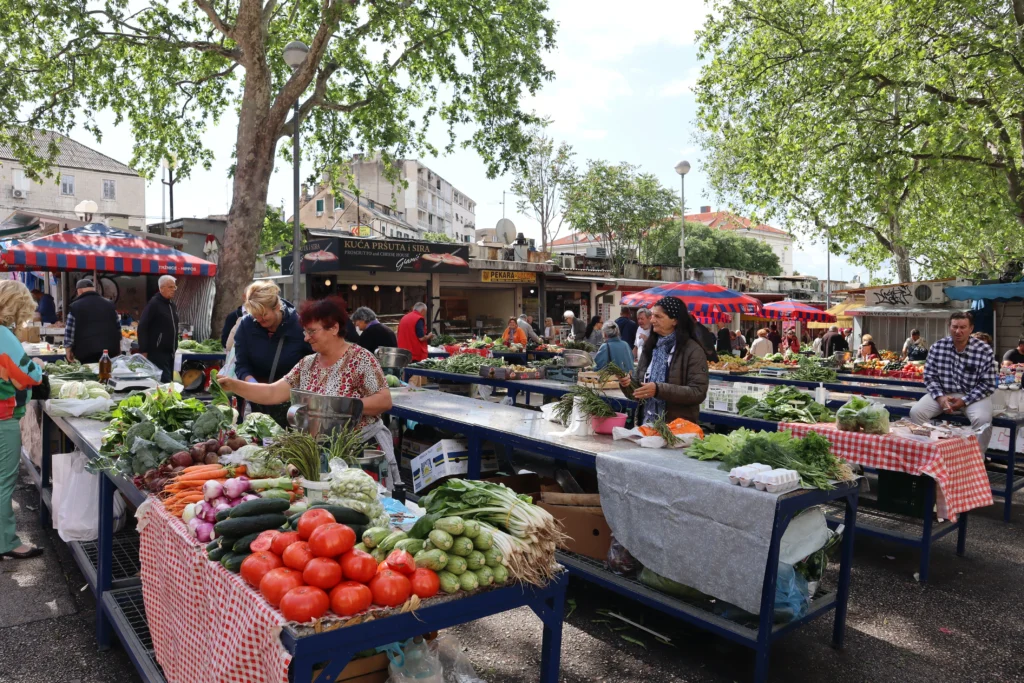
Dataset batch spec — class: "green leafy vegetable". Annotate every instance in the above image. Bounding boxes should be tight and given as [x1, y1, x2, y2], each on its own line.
[208, 369, 231, 407]
[737, 386, 833, 424]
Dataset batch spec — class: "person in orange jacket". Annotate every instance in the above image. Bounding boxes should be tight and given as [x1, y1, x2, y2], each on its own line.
[502, 317, 527, 345]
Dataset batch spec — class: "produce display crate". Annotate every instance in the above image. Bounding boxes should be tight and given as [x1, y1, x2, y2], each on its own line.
[701, 383, 772, 414]
[479, 366, 545, 380]
[453, 347, 491, 358]
[576, 372, 620, 390]
[874, 470, 929, 518]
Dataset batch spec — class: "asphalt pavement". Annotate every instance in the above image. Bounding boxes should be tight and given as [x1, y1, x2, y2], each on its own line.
[4, 457, 1024, 683]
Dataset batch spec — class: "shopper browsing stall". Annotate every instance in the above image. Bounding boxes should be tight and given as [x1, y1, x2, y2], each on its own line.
[634, 308, 652, 360]
[232, 280, 311, 427]
[563, 310, 586, 340]
[593, 322, 634, 372]
[398, 302, 433, 361]
[219, 296, 398, 483]
[902, 329, 929, 361]
[584, 315, 604, 348]
[137, 275, 179, 382]
[747, 329, 773, 358]
[910, 312, 997, 452]
[517, 314, 542, 344]
[65, 278, 121, 364]
[1003, 338, 1024, 366]
[623, 296, 709, 425]
[0, 281, 43, 559]
[350, 306, 398, 354]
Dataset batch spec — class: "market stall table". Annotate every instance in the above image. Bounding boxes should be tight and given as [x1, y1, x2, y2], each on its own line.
[385, 387, 858, 683]
[783, 422, 990, 583]
[31, 402, 568, 683]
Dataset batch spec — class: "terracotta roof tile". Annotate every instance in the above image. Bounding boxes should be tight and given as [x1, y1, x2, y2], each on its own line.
[684, 211, 790, 236]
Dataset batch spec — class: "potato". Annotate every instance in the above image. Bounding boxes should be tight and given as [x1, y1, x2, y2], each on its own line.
[203, 453, 220, 465]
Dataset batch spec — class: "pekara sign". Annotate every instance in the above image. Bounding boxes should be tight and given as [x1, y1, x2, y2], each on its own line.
[283, 236, 470, 274]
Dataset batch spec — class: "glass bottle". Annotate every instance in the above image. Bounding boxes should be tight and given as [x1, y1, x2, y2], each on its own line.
[98, 350, 112, 382]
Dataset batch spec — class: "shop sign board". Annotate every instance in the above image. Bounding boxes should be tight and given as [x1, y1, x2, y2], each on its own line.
[350, 225, 372, 237]
[480, 270, 536, 284]
[283, 236, 470, 274]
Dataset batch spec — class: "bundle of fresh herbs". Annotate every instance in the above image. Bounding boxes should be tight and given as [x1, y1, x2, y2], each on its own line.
[790, 355, 838, 382]
[553, 385, 616, 425]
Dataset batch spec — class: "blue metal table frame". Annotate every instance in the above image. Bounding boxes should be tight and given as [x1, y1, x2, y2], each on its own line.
[33, 407, 566, 683]
[283, 575, 567, 683]
[385, 390, 858, 683]
[709, 370, 927, 400]
[399, 372, 978, 583]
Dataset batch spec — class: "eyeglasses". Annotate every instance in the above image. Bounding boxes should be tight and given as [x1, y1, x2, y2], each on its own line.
[303, 327, 324, 337]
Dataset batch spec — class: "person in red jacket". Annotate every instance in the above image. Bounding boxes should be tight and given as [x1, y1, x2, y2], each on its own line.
[398, 302, 433, 361]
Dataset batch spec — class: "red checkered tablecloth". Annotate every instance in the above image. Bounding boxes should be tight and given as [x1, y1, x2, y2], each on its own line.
[781, 422, 993, 520]
[138, 499, 292, 683]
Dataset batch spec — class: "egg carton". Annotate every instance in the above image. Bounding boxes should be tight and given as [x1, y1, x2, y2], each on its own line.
[753, 469, 800, 494]
[728, 463, 772, 487]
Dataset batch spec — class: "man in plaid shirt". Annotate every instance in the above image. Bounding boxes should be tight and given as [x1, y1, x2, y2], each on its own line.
[910, 311, 996, 452]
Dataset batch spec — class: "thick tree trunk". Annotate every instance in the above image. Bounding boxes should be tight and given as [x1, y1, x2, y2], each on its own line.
[212, 70, 279, 328]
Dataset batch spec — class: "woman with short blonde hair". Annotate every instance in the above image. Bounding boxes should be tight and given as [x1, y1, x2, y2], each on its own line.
[243, 280, 281, 319]
[0, 281, 43, 559]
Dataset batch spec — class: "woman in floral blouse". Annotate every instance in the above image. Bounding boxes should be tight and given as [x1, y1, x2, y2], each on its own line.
[221, 296, 397, 479]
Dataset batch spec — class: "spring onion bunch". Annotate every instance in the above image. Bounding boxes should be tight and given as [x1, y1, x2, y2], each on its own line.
[420, 479, 567, 585]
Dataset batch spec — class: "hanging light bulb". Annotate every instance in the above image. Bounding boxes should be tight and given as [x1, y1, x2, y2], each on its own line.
[395, 286, 402, 293]
[351, 284, 358, 291]
[374, 285, 380, 292]
[324, 279, 331, 286]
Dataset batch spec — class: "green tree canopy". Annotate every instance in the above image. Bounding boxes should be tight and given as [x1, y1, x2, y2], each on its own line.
[1, 0, 556, 321]
[645, 221, 782, 275]
[695, 0, 1024, 282]
[561, 161, 678, 275]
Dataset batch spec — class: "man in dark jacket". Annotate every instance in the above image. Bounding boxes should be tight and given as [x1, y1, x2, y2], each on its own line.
[221, 306, 244, 346]
[767, 323, 782, 353]
[351, 306, 398, 354]
[138, 275, 180, 382]
[66, 278, 121, 364]
[614, 309, 638, 347]
[822, 325, 849, 357]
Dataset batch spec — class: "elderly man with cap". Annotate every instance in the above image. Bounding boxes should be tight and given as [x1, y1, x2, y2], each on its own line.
[138, 275, 180, 382]
[563, 310, 586, 341]
[66, 278, 121, 364]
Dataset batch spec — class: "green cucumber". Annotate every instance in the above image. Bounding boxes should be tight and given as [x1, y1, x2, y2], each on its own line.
[207, 546, 228, 562]
[308, 503, 370, 525]
[228, 498, 290, 518]
[214, 513, 288, 538]
[232, 532, 261, 553]
[221, 551, 249, 572]
[218, 536, 238, 550]
[206, 540, 221, 552]
[379, 531, 408, 553]
[215, 507, 233, 522]
[288, 513, 303, 529]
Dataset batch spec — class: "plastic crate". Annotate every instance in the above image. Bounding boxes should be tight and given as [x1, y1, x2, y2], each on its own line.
[701, 383, 771, 413]
[875, 470, 929, 518]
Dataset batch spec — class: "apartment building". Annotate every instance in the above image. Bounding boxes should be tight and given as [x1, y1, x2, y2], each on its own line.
[0, 130, 146, 230]
[346, 155, 476, 242]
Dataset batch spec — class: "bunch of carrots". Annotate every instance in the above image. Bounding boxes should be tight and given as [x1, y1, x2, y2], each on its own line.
[162, 464, 246, 516]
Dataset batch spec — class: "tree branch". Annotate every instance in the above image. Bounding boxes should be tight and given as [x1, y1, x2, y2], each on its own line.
[195, 0, 234, 38]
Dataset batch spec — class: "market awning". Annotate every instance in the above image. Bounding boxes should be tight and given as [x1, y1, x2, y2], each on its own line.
[944, 282, 1024, 302]
[759, 299, 835, 323]
[1, 223, 217, 276]
[808, 299, 864, 328]
[620, 280, 762, 314]
[850, 305, 967, 318]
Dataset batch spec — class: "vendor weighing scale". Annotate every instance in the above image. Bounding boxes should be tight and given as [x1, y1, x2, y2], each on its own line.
[758, 367, 793, 378]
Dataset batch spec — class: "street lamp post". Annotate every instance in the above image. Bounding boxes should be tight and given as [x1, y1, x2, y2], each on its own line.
[284, 40, 309, 303]
[674, 160, 691, 276]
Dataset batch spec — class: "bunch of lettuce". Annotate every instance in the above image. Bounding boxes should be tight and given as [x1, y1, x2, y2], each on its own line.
[835, 397, 890, 434]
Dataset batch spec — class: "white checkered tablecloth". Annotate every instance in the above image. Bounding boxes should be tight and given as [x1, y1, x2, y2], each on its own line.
[781, 422, 993, 520]
[137, 499, 292, 683]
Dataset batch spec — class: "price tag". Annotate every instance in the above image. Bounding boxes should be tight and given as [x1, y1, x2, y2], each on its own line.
[714, 400, 730, 412]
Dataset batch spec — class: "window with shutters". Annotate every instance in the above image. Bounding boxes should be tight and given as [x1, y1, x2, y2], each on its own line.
[12, 169, 28, 192]
[334, 196, 344, 210]
[60, 174, 75, 196]
[103, 179, 116, 200]
[315, 198, 324, 215]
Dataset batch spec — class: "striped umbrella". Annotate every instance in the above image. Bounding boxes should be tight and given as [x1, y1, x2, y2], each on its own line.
[620, 280, 762, 315]
[1, 223, 217, 276]
[692, 310, 732, 326]
[760, 299, 836, 323]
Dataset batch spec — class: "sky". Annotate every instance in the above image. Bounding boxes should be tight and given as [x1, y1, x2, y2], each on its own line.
[69, 0, 860, 283]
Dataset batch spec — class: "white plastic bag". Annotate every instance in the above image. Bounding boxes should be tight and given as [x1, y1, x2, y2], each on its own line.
[57, 451, 127, 541]
[540, 402, 560, 422]
[475, 384, 493, 399]
[435, 636, 488, 683]
[610, 425, 697, 449]
[548, 397, 595, 438]
[50, 450, 79, 518]
[45, 397, 115, 418]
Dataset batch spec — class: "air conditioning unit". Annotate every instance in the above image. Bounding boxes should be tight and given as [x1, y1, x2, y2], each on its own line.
[560, 254, 576, 269]
[585, 246, 608, 259]
[912, 283, 948, 304]
[12, 188, 27, 199]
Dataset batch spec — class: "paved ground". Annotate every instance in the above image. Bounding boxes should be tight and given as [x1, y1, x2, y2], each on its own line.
[4, 458, 1024, 683]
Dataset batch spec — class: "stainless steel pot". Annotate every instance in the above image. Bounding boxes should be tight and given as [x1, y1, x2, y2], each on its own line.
[562, 350, 593, 368]
[286, 389, 363, 437]
[375, 347, 412, 370]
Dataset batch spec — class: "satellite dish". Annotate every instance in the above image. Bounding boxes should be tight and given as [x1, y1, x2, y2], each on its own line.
[495, 218, 517, 245]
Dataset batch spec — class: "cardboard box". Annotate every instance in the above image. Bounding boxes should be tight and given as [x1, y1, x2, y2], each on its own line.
[410, 439, 498, 493]
[313, 652, 388, 683]
[400, 435, 435, 469]
[15, 324, 40, 343]
[537, 501, 613, 561]
[485, 473, 561, 497]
